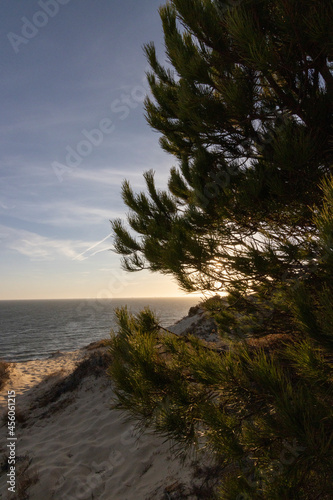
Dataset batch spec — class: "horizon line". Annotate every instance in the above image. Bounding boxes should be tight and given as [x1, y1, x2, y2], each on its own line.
[0, 295, 201, 302]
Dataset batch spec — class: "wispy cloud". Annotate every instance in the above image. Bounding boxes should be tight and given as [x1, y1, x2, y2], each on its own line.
[71, 168, 144, 186]
[72, 233, 113, 261]
[0, 199, 121, 228]
[0, 224, 112, 262]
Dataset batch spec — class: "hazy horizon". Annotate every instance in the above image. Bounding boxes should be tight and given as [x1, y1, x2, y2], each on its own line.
[0, 295, 201, 302]
[0, 1, 185, 300]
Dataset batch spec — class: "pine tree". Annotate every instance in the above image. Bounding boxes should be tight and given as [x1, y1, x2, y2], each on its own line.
[109, 175, 333, 499]
[108, 1, 333, 498]
[112, 0, 333, 294]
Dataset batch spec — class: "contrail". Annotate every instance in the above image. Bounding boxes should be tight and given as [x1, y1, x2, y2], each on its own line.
[73, 233, 113, 261]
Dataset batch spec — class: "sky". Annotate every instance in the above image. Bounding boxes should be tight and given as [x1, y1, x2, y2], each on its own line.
[0, 0, 194, 300]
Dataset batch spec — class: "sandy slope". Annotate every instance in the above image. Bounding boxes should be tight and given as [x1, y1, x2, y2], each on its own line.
[0, 349, 86, 410]
[0, 346, 203, 500]
[0, 305, 220, 500]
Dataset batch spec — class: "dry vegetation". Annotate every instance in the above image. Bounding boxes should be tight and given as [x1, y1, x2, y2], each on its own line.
[0, 361, 11, 391]
[13, 456, 39, 500]
[0, 454, 39, 500]
[30, 348, 112, 412]
[84, 338, 111, 350]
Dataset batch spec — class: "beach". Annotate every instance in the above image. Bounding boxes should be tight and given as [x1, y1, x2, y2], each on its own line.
[0, 309, 217, 500]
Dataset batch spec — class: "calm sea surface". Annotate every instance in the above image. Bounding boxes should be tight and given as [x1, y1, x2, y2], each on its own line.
[0, 297, 196, 362]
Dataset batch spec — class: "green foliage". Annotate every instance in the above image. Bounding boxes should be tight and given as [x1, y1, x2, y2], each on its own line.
[111, 0, 333, 294]
[108, 177, 333, 497]
[108, 1, 333, 497]
[109, 305, 333, 498]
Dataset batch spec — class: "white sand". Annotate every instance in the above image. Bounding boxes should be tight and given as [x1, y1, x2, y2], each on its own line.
[0, 349, 86, 410]
[0, 304, 222, 500]
[167, 308, 220, 342]
[0, 347, 201, 500]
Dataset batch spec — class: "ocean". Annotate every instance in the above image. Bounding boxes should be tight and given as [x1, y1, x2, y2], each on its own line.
[0, 297, 197, 362]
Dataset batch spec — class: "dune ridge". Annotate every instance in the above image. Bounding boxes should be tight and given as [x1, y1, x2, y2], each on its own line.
[0, 309, 218, 500]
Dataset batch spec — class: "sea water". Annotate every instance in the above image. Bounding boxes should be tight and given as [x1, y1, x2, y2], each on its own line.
[0, 297, 196, 362]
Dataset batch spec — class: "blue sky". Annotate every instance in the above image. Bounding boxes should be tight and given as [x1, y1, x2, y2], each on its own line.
[0, 0, 192, 300]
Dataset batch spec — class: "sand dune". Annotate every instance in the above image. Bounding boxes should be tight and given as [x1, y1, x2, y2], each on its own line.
[0, 307, 224, 500]
[0, 306, 221, 500]
[0, 345, 204, 500]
